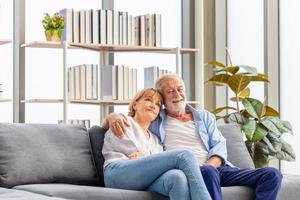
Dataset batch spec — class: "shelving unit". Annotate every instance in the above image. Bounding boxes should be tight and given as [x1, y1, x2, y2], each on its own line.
[0, 39, 12, 103]
[21, 41, 200, 123]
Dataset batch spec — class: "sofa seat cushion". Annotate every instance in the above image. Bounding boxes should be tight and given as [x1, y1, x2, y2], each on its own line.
[221, 186, 255, 200]
[0, 187, 68, 199]
[0, 123, 98, 188]
[278, 174, 300, 200]
[13, 184, 168, 200]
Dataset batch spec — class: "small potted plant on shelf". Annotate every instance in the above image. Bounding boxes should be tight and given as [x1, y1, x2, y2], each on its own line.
[206, 56, 295, 168]
[42, 12, 64, 42]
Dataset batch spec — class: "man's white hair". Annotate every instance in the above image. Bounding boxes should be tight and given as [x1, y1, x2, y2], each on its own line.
[155, 74, 184, 93]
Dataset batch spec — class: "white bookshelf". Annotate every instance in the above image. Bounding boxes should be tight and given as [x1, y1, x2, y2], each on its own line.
[22, 41, 199, 123]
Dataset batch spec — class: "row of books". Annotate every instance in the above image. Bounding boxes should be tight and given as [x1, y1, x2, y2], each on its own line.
[67, 64, 138, 101]
[101, 65, 138, 100]
[68, 64, 98, 100]
[58, 119, 90, 129]
[60, 8, 161, 47]
[144, 66, 172, 88]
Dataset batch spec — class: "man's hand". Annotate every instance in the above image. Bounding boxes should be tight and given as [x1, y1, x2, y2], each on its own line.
[204, 156, 223, 168]
[101, 113, 130, 138]
[128, 152, 144, 159]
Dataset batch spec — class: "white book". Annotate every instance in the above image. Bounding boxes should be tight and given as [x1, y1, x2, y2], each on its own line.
[113, 10, 119, 45]
[116, 65, 124, 100]
[123, 66, 129, 100]
[59, 8, 73, 43]
[133, 68, 138, 95]
[85, 9, 92, 44]
[80, 65, 86, 100]
[122, 12, 128, 45]
[127, 15, 133, 46]
[144, 66, 159, 88]
[92, 10, 100, 44]
[154, 14, 161, 47]
[92, 64, 98, 99]
[128, 68, 133, 99]
[100, 10, 107, 44]
[74, 66, 81, 100]
[119, 13, 123, 45]
[145, 14, 153, 46]
[134, 16, 139, 46]
[68, 67, 75, 100]
[85, 64, 93, 100]
[139, 15, 146, 46]
[80, 10, 86, 43]
[73, 11, 80, 43]
[106, 10, 113, 45]
[101, 65, 117, 100]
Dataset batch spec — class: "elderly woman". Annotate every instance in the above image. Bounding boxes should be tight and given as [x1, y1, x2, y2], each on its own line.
[102, 88, 211, 200]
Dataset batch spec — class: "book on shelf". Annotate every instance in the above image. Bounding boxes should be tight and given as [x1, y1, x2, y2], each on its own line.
[68, 67, 75, 100]
[80, 10, 86, 43]
[106, 10, 113, 45]
[85, 64, 93, 100]
[92, 64, 98, 99]
[58, 119, 90, 129]
[85, 9, 93, 44]
[145, 14, 153, 46]
[73, 11, 80, 43]
[101, 65, 117, 100]
[113, 10, 119, 45]
[144, 66, 172, 88]
[100, 9, 107, 44]
[74, 66, 81, 100]
[60, 8, 73, 43]
[92, 10, 100, 44]
[121, 12, 128, 45]
[116, 65, 124, 100]
[139, 15, 146, 46]
[153, 14, 161, 47]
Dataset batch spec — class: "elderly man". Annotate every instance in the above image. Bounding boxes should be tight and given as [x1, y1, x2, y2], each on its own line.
[102, 74, 282, 200]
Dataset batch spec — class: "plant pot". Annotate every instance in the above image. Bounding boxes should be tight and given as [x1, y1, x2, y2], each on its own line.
[44, 30, 61, 42]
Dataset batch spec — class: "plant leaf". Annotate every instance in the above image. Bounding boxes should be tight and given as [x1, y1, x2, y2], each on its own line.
[264, 106, 279, 117]
[264, 133, 282, 154]
[228, 74, 251, 94]
[275, 138, 295, 161]
[242, 98, 263, 119]
[225, 112, 246, 125]
[242, 119, 257, 141]
[208, 61, 226, 68]
[238, 65, 258, 74]
[215, 66, 239, 74]
[251, 124, 269, 142]
[261, 118, 282, 136]
[207, 74, 231, 85]
[265, 117, 293, 134]
[212, 106, 237, 115]
[239, 88, 250, 98]
[250, 73, 270, 82]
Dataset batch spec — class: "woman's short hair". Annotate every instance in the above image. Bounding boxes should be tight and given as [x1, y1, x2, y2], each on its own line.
[128, 88, 163, 117]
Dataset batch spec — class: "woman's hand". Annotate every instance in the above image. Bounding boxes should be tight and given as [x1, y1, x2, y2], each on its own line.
[102, 113, 130, 138]
[128, 152, 144, 159]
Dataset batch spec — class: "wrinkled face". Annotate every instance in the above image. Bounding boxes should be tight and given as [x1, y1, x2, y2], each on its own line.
[133, 90, 163, 121]
[161, 78, 186, 114]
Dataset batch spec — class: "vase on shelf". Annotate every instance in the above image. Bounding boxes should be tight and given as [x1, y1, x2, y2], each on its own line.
[44, 30, 61, 42]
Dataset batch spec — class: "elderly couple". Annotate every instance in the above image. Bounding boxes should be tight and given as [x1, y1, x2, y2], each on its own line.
[101, 74, 282, 200]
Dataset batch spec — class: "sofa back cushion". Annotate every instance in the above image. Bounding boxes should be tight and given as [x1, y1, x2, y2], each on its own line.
[218, 124, 255, 169]
[0, 123, 99, 188]
[88, 125, 106, 187]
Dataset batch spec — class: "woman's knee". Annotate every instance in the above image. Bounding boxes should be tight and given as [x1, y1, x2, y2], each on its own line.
[166, 169, 188, 185]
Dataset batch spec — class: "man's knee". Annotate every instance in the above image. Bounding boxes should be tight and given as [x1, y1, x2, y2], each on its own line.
[201, 165, 220, 181]
[264, 167, 283, 183]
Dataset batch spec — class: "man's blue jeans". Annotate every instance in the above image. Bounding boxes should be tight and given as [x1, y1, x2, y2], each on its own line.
[201, 165, 283, 200]
[104, 149, 212, 200]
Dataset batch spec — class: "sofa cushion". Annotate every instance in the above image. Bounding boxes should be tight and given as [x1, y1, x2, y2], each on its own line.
[218, 124, 255, 169]
[88, 125, 107, 187]
[0, 123, 98, 188]
[278, 174, 300, 200]
[14, 184, 168, 200]
[0, 187, 68, 199]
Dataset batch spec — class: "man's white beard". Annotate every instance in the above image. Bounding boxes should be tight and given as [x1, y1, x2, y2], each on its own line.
[166, 100, 186, 114]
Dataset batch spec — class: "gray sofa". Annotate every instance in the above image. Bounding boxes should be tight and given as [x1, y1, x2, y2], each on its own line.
[0, 123, 299, 200]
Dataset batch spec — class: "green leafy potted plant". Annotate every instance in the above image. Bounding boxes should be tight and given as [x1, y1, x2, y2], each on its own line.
[42, 13, 64, 42]
[207, 60, 295, 168]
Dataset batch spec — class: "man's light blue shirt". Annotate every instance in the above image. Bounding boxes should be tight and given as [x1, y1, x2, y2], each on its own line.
[149, 104, 233, 166]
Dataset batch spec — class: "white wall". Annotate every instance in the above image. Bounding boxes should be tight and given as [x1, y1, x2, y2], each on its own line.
[0, 0, 13, 122]
[227, 0, 265, 104]
[280, 0, 300, 174]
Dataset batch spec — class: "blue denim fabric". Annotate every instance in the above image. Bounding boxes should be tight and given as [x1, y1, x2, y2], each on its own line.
[149, 104, 233, 166]
[104, 149, 212, 200]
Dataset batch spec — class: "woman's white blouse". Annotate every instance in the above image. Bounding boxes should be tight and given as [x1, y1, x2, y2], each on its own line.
[102, 116, 163, 168]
